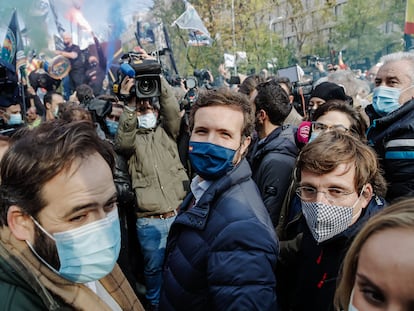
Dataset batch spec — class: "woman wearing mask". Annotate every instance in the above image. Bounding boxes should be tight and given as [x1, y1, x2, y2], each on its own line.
[335, 197, 414, 311]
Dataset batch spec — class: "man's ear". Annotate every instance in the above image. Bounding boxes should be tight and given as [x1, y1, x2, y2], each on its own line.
[7, 205, 34, 242]
[360, 183, 373, 209]
[45, 102, 51, 110]
[240, 135, 252, 156]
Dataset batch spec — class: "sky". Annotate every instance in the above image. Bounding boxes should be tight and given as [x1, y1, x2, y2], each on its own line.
[0, 0, 155, 49]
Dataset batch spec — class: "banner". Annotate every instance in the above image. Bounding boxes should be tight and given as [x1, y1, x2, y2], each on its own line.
[405, 0, 414, 50]
[1, 9, 24, 69]
[172, 1, 212, 46]
[224, 53, 235, 68]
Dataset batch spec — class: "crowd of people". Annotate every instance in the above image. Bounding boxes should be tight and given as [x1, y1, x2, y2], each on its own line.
[0, 29, 413, 311]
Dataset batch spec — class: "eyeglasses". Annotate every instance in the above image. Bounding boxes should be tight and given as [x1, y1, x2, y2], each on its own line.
[296, 185, 355, 204]
[311, 122, 349, 133]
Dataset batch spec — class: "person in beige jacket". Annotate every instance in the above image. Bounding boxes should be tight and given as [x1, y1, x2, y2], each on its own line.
[115, 61, 189, 310]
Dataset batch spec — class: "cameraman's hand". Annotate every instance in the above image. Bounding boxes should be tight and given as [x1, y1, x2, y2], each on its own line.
[134, 46, 156, 60]
[120, 76, 134, 95]
[315, 61, 325, 72]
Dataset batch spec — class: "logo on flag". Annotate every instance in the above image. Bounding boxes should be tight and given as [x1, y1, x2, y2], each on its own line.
[1, 27, 17, 65]
[172, 1, 212, 46]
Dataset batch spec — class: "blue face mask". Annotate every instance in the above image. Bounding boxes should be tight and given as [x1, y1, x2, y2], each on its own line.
[105, 119, 119, 136]
[308, 131, 319, 143]
[8, 113, 22, 125]
[138, 112, 157, 129]
[28, 209, 121, 283]
[372, 85, 414, 116]
[188, 141, 236, 180]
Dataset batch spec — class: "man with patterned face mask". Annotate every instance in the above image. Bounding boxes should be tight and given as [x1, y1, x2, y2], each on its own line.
[365, 51, 414, 202]
[160, 88, 279, 310]
[115, 51, 189, 310]
[276, 130, 387, 311]
[0, 120, 144, 310]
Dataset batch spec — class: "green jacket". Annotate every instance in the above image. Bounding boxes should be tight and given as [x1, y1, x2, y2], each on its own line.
[115, 77, 189, 217]
[0, 231, 144, 311]
[0, 255, 61, 310]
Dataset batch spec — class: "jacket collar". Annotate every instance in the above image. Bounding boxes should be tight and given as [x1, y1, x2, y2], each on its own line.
[175, 159, 252, 230]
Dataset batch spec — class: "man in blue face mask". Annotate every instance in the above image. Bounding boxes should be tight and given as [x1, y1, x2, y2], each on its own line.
[0, 120, 144, 310]
[159, 88, 279, 310]
[0, 96, 25, 135]
[365, 51, 414, 202]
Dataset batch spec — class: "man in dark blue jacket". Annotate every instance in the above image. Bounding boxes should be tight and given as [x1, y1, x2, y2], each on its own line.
[160, 88, 279, 310]
[249, 79, 299, 227]
[365, 51, 414, 202]
[277, 130, 387, 311]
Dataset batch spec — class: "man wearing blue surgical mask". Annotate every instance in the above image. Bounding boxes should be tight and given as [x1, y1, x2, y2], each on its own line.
[0, 96, 26, 136]
[365, 51, 414, 202]
[0, 120, 144, 310]
[160, 88, 279, 310]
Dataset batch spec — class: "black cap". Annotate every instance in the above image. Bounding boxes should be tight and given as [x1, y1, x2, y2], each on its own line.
[0, 95, 14, 108]
[311, 82, 348, 101]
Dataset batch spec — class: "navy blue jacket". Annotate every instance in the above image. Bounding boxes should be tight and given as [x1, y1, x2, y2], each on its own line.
[278, 195, 386, 311]
[366, 100, 414, 201]
[160, 159, 279, 311]
[249, 125, 299, 227]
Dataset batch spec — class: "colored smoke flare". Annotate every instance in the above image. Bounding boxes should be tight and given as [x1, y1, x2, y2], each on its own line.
[66, 8, 92, 32]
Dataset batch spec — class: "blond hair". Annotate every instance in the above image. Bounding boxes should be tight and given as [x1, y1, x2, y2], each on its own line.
[334, 197, 414, 309]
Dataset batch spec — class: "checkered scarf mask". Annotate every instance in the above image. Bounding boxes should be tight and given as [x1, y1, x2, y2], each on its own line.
[302, 201, 354, 243]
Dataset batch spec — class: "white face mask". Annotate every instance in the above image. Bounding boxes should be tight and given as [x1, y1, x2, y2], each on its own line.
[137, 112, 157, 129]
[302, 187, 364, 243]
[348, 288, 359, 311]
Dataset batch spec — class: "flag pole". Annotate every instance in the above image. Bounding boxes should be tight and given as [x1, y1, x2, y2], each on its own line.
[231, 0, 237, 75]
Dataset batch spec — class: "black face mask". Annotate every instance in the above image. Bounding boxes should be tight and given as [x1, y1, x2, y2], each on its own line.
[63, 42, 70, 47]
[89, 62, 98, 68]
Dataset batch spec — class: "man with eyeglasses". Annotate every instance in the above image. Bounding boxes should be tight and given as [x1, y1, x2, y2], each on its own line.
[276, 130, 387, 311]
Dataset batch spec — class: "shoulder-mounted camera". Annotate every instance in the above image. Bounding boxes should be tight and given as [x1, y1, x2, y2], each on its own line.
[113, 52, 162, 99]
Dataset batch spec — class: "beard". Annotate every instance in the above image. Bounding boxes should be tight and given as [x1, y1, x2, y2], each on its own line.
[33, 224, 60, 271]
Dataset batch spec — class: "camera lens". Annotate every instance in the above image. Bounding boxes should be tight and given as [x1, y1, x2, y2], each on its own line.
[137, 78, 156, 96]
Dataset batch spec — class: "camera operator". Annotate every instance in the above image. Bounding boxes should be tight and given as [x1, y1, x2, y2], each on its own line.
[176, 76, 199, 177]
[114, 49, 189, 310]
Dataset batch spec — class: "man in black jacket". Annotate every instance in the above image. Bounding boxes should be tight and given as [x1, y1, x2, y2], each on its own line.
[277, 131, 387, 311]
[249, 79, 299, 227]
[55, 32, 85, 94]
[365, 51, 414, 202]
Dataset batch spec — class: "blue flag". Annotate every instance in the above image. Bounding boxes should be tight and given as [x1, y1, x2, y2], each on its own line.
[1, 9, 24, 69]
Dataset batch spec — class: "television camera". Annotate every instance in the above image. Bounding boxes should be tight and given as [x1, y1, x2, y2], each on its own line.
[114, 52, 162, 99]
[277, 65, 313, 117]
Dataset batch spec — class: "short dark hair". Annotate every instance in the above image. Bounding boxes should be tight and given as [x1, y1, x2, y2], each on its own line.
[43, 91, 62, 106]
[0, 120, 115, 226]
[238, 74, 265, 96]
[275, 76, 293, 96]
[75, 84, 94, 103]
[311, 99, 368, 142]
[254, 79, 292, 125]
[189, 87, 254, 139]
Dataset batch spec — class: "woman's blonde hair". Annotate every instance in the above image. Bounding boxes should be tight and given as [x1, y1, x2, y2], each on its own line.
[334, 197, 414, 309]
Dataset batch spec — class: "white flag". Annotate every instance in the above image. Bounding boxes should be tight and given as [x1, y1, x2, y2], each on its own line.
[224, 53, 235, 68]
[172, 1, 212, 42]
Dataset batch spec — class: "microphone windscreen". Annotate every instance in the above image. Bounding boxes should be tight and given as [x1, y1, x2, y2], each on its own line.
[297, 121, 311, 144]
